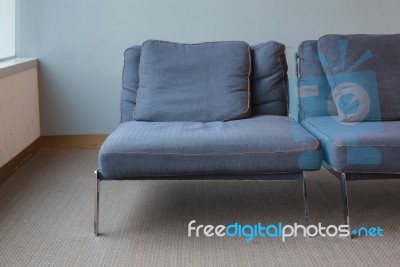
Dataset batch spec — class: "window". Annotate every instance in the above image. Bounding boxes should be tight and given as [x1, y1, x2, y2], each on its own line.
[0, 0, 15, 60]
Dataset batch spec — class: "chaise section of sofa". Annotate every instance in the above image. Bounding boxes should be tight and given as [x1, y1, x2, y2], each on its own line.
[297, 35, 400, 233]
[95, 40, 322, 235]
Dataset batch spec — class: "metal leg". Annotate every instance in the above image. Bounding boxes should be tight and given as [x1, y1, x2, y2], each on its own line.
[340, 173, 351, 238]
[302, 172, 309, 227]
[94, 171, 100, 236]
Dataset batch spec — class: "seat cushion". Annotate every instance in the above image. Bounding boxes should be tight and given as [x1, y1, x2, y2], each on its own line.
[302, 116, 400, 173]
[135, 40, 251, 122]
[99, 116, 322, 179]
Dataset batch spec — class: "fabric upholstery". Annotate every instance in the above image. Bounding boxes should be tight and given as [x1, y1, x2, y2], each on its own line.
[121, 45, 141, 123]
[99, 115, 322, 179]
[96, 171, 304, 181]
[250, 41, 288, 116]
[318, 34, 400, 122]
[302, 116, 400, 173]
[297, 41, 337, 122]
[134, 40, 251, 122]
[120, 41, 289, 122]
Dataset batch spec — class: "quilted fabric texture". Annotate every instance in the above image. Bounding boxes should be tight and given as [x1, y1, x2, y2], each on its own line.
[99, 115, 322, 179]
[134, 40, 251, 122]
[318, 34, 400, 122]
[302, 116, 400, 173]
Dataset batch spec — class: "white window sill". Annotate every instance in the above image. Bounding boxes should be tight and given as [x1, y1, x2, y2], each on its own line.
[0, 58, 38, 79]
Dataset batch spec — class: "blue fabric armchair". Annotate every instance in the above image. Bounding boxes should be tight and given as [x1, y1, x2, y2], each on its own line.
[95, 40, 322, 235]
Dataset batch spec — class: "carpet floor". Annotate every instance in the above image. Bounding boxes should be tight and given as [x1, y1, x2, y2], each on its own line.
[0, 149, 399, 266]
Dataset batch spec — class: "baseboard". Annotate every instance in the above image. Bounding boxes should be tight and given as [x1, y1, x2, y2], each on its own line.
[0, 134, 108, 184]
[0, 137, 41, 184]
[40, 134, 108, 149]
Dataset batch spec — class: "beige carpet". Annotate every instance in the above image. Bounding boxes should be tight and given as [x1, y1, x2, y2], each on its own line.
[0, 149, 399, 267]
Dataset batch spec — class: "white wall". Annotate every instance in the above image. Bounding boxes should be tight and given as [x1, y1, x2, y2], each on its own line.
[0, 68, 40, 167]
[17, 0, 400, 134]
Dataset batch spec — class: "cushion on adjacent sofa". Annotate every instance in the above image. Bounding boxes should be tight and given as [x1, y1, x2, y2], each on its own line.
[297, 40, 337, 122]
[99, 115, 322, 179]
[134, 40, 251, 122]
[250, 41, 288, 116]
[302, 116, 400, 173]
[318, 34, 400, 122]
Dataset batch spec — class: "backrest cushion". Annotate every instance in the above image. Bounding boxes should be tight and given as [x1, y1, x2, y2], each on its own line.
[134, 40, 251, 122]
[120, 40, 289, 123]
[250, 41, 288, 116]
[318, 34, 400, 122]
[121, 45, 141, 123]
[297, 40, 337, 122]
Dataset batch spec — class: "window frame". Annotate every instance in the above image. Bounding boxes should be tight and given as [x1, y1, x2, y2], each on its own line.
[0, 0, 16, 61]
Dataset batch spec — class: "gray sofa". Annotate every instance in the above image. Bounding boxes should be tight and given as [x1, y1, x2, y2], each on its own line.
[95, 40, 322, 235]
[296, 34, 400, 231]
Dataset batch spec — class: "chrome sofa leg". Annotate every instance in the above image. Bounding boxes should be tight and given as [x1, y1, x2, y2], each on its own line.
[340, 173, 351, 238]
[94, 171, 100, 236]
[302, 172, 309, 227]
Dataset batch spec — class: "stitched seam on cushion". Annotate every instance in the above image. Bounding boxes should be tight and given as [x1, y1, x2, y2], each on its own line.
[303, 119, 400, 148]
[273, 41, 289, 115]
[323, 161, 400, 174]
[143, 40, 249, 47]
[342, 171, 400, 174]
[324, 161, 400, 174]
[102, 147, 319, 156]
[222, 44, 252, 121]
[327, 163, 400, 174]
[103, 171, 307, 179]
[333, 167, 400, 174]
[318, 38, 349, 119]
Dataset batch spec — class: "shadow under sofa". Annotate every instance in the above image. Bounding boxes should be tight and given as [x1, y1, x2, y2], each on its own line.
[95, 40, 322, 235]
